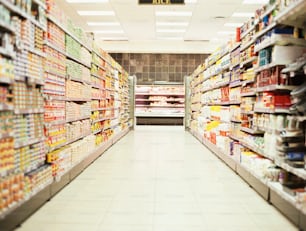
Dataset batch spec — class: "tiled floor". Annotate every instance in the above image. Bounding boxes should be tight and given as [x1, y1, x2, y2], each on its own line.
[16, 126, 298, 231]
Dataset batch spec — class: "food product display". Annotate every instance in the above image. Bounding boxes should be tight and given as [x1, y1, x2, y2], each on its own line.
[47, 146, 71, 177]
[188, 2, 306, 229]
[0, 0, 131, 223]
[13, 82, 44, 110]
[15, 141, 46, 173]
[66, 102, 91, 122]
[66, 119, 91, 142]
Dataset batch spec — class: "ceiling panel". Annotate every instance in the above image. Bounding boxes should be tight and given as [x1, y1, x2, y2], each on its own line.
[55, 0, 268, 53]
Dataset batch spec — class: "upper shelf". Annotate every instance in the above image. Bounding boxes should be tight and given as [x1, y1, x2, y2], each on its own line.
[1, 0, 47, 31]
[274, 0, 306, 28]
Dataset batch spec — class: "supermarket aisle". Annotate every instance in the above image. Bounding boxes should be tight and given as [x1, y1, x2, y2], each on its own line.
[16, 126, 297, 231]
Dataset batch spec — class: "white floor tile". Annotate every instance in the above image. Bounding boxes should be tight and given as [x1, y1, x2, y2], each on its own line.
[15, 126, 299, 231]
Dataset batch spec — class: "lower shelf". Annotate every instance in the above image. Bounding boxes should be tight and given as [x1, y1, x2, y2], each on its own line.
[189, 129, 305, 231]
[0, 128, 131, 231]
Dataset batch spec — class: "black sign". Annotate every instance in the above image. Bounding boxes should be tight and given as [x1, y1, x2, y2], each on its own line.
[139, 0, 184, 5]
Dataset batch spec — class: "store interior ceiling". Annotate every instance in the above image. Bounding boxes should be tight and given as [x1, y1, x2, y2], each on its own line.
[56, 0, 269, 53]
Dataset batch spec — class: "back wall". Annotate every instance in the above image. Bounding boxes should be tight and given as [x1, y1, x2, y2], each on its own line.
[110, 53, 208, 85]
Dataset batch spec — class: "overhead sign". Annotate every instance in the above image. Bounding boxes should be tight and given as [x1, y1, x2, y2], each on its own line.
[139, 0, 185, 5]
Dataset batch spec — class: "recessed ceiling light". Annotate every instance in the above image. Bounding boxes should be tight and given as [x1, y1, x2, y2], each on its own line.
[232, 12, 254, 17]
[157, 29, 186, 33]
[156, 22, 188, 26]
[156, 11, 192, 17]
[77, 11, 115, 16]
[217, 31, 236, 35]
[87, 22, 120, 26]
[93, 30, 124, 34]
[224, 22, 243, 27]
[243, 0, 269, 4]
[66, 0, 108, 2]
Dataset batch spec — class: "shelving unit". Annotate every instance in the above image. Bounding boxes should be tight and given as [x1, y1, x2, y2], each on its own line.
[135, 84, 185, 125]
[0, 0, 132, 229]
[187, 1, 306, 230]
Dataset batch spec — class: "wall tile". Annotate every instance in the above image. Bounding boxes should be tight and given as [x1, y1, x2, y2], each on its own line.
[110, 53, 208, 84]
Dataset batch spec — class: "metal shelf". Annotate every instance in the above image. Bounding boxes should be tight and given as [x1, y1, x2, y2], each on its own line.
[65, 97, 90, 102]
[229, 134, 240, 141]
[274, 0, 306, 28]
[255, 62, 286, 73]
[66, 116, 90, 123]
[1, 0, 47, 31]
[0, 77, 13, 84]
[241, 91, 256, 97]
[229, 100, 241, 105]
[92, 61, 106, 71]
[240, 24, 256, 40]
[32, 0, 47, 9]
[44, 41, 66, 56]
[240, 127, 264, 135]
[26, 47, 46, 58]
[0, 47, 15, 58]
[240, 56, 257, 68]
[254, 36, 306, 53]
[14, 108, 44, 114]
[66, 132, 91, 146]
[254, 107, 290, 114]
[254, 22, 277, 40]
[229, 81, 242, 88]
[256, 84, 296, 92]
[14, 137, 45, 149]
[239, 140, 272, 160]
[278, 161, 306, 180]
[66, 53, 91, 69]
[0, 20, 15, 33]
[240, 39, 255, 52]
[44, 119, 66, 127]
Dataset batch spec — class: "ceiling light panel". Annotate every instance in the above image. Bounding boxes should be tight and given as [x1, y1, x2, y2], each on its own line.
[157, 29, 186, 33]
[66, 0, 108, 2]
[77, 11, 115, 16]
[156, 22, 189, 26]
[156, 11, 192, 17]
[87, 22, 120, 26]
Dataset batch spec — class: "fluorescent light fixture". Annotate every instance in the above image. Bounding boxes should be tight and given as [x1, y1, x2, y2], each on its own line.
[77, 11, 115, 16]
[232, 12, 254, 17]
[87, 22, 120, 26]
[224, 22, 243, 27]
[156, 11, 192, 17]
[156, 22, 188, 26]
[93, 30, 124, 34]
[243, 0, 269, 4]
[66, 0, 108, 2]
[157, 29, 186, 33]
[218, 31, 236, 35]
